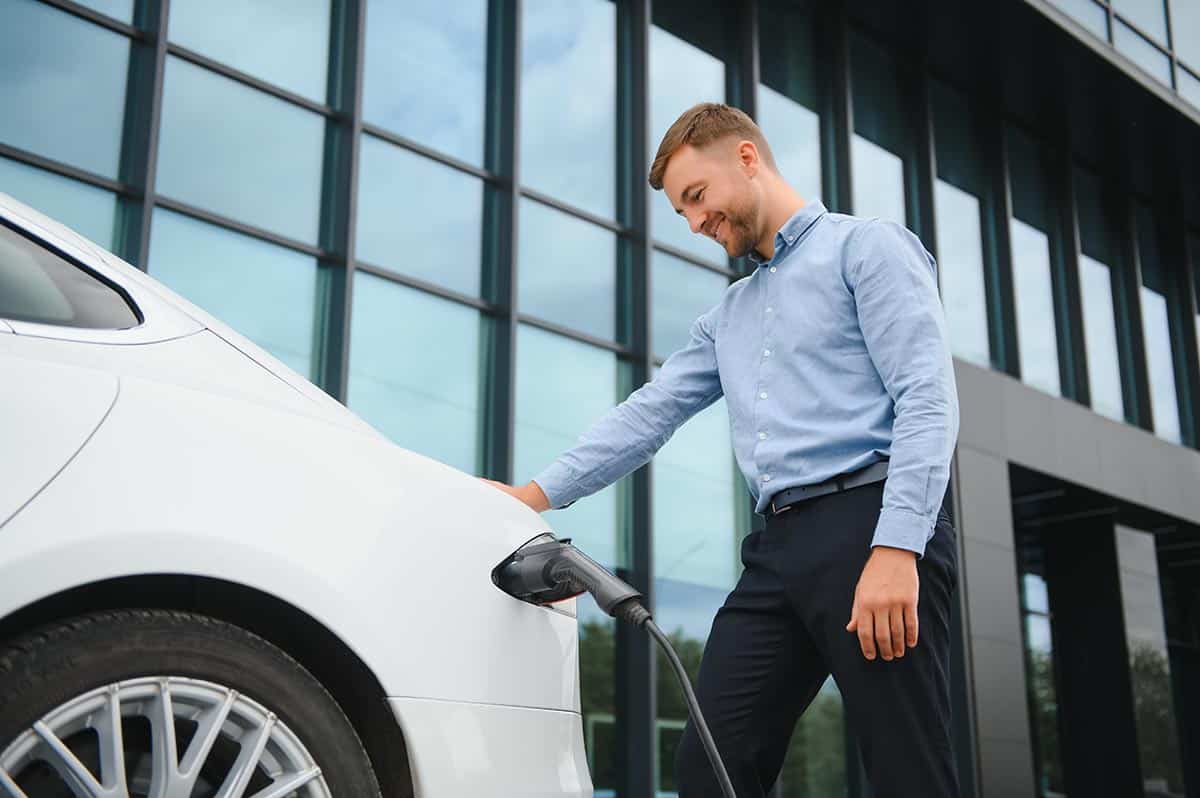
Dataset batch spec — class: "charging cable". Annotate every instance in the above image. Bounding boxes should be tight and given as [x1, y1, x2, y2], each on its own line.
[493, 534, 737, 798]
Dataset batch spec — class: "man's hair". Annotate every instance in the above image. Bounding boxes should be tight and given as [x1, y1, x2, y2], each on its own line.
[648, 102, 776, 191]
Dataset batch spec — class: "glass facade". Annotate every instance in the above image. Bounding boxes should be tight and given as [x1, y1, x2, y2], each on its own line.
[3, 1, 1199, 796]
[1050, 0, 1200, 109]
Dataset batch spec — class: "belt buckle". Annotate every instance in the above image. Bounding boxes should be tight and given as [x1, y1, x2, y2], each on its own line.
[770, 497, 793, 516]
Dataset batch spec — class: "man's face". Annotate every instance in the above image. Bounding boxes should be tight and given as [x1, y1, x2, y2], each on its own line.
[661, 140, 761, 258]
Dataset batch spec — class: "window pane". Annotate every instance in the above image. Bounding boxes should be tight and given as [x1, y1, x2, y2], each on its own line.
[1178, 66, 1200, 108]
[75, 0, 133, 23]
[1193, 234, 1200, 371]
[0, 0, 129, 178]
[652, 251, 728, 359]
[363, 0, 486, 166]
[1016, 543, 1067, 797]
[514, 324, 627, 567]
[518, 199, 616, 341]
[649, 22, 727, 264]
[169, 0, 331, 103]
[1010, 218, 1062, 396]
[0, 157, 118, 250]
[932, 82, 991, 368]
[157, 57, 324, 244]
[356, 135, 484, 297]
[852, 33, 913, 228]
[653, 393, 740, 795]
[1076, 170, 1132, 422]
[1049, 0, 1109, 38]
[1174, 1, 1200, 70]
[348, 272, 483, 472]
[148, 208, 319, 378]
[1115, 525, 1186, 794]
[1113, 0, 1169, 42]
[1080, 254, 1126, 421]
[1114, 21, 1173, 84]
[1136, 205, 1182, 444]
[757, 0, 822, 202]
[0, 220, 137, 328]
[1008, 131, 1063, 397]
[521, 0, 616, 219]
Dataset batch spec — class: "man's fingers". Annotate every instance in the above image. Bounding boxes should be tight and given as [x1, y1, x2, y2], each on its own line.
[846, 597, 859, 632]
[905, 602, 919, 648]
[856, 611, 876, 660]
[873, 608, 893, 661]
[890, 607, 906, 658]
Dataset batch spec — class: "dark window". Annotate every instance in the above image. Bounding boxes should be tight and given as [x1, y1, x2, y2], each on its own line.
[0, 222, 138, 329]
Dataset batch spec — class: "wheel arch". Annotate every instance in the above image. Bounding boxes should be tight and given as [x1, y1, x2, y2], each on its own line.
[0, 574, 415, 798]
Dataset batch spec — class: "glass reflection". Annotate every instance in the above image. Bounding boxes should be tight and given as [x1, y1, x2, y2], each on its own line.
[347, 272, 484, 473]
[1136, 205, 1182, 444]
[1049, 0, 1109, 38]
[518, 199, 616, 341]
[1113, 22, 1172, 84]
[1018, 562, 1066, 796]
[852, 137, 906, 226]
[1112, 0, 1168, 42]
[0, 0, 129, 178]
[652, 251, 729, 358]
[148, 208, 319, 378]
[515, 324, 627, 566]
[852, 33, 912, 228]
[521, 0, 616, 219]
[157, 56, 325, 244]
[363, 0, 487, 166]
[1010, 218, 1062, 396]
[649, 24, 727, 263]
[757, 0, 822, 202]
[169, 0, 331, 102]
[0, 157, 118, 250]
[1173, 1, 1200, 71]
[75, 0, 133, 22]
[1079, 254, 1125, 421]
[356, 135, 484, 297]
[1115, 526, 1185, 795]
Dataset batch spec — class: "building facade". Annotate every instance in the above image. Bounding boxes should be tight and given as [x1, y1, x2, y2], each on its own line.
[1, 0, 1198, 795]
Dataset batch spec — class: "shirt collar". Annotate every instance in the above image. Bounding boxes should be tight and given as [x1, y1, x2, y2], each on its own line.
[748, 200, 828, 267]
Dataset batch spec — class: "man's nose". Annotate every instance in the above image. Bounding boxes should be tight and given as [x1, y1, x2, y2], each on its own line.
[687, 211, 706, 235]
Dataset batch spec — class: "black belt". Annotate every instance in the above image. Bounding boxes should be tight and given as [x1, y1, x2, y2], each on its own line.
[764, 459, 890, 517]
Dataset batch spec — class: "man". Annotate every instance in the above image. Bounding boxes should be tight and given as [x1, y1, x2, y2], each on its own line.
[484, 102, 960, 797]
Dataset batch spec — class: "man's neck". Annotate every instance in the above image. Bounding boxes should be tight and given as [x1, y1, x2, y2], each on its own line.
[753, 187, 807, 261]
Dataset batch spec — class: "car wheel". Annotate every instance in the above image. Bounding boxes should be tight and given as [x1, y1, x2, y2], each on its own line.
[0, 609, 382, 797]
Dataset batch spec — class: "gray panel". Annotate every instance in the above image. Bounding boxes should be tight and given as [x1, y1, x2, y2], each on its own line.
[969, 636, 1034, 744]
[962, 537, 1023, 645]
[976, 736, 1037, 798]
[954, 446, 1015, 547]
[1049, 394, 1104, 487]
[953, 358, 1007, 456]
[1095, 420, 1153, 508]
[1001, 373, 1058, 471]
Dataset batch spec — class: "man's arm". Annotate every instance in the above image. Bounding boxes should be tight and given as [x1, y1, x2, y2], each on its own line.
[487, 306, 725, 512]
[844, 219, 960, 662]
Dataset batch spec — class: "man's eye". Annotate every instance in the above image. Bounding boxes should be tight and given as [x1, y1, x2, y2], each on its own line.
[695, 189, 704, 202]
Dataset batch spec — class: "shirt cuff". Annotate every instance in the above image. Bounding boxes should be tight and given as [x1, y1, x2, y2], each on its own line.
[531, 461, 581, 510]
[871, 507, 934, 558]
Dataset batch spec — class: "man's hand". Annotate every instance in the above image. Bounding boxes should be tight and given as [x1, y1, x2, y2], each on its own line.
[479, 478, 552, 513]
[846, 546, 919, 661]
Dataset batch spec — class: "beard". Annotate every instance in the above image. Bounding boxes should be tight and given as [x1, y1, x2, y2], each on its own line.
[712, 197, 758, 257]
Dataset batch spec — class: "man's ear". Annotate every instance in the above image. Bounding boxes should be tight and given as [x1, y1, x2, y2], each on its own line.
[737, 140, 760, 176]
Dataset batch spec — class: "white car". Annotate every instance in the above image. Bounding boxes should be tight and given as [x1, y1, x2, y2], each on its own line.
[0, 192, 592, 798]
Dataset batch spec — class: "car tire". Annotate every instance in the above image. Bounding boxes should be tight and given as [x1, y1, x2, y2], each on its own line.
[0, 609, 383, 797]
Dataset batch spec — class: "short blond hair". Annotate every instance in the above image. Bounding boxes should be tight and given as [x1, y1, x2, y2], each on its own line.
[648, 102, 776, 190]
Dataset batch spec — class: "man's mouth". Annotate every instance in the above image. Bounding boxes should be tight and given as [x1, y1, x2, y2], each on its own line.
[708, 214, 725, 242]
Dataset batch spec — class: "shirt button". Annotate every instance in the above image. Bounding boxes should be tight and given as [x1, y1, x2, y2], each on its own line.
[769, 266, 777, 273]
[758, 431, 767, 440]
[759, 391, 768, 399]
[765, 306, 773, 313]
[761, 474, 772, 482]
[763, 349, 771, 357]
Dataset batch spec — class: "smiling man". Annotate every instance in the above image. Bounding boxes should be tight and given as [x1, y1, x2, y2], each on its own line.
[484, 102, 960, 798]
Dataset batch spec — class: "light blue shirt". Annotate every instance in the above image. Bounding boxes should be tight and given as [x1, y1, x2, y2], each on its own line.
[533, 201, 959, 557]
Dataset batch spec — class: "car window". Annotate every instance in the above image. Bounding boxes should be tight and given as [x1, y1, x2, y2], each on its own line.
[0, 220, 139, 329]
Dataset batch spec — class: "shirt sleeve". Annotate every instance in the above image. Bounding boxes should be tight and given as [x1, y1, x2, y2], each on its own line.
[846, 220, 960, 558]
[532, 306, 725, 510]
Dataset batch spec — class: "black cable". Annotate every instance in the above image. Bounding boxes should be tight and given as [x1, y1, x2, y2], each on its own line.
[644, 616, 737, 798]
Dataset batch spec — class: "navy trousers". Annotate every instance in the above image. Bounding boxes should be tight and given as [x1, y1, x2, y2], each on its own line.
[675, 479, 960, 797]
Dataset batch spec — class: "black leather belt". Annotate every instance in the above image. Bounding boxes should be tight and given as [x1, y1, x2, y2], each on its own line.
[765, 459, 890, 517]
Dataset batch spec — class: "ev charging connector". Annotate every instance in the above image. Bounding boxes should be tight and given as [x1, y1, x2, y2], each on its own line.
[493, 533, 737, 798]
